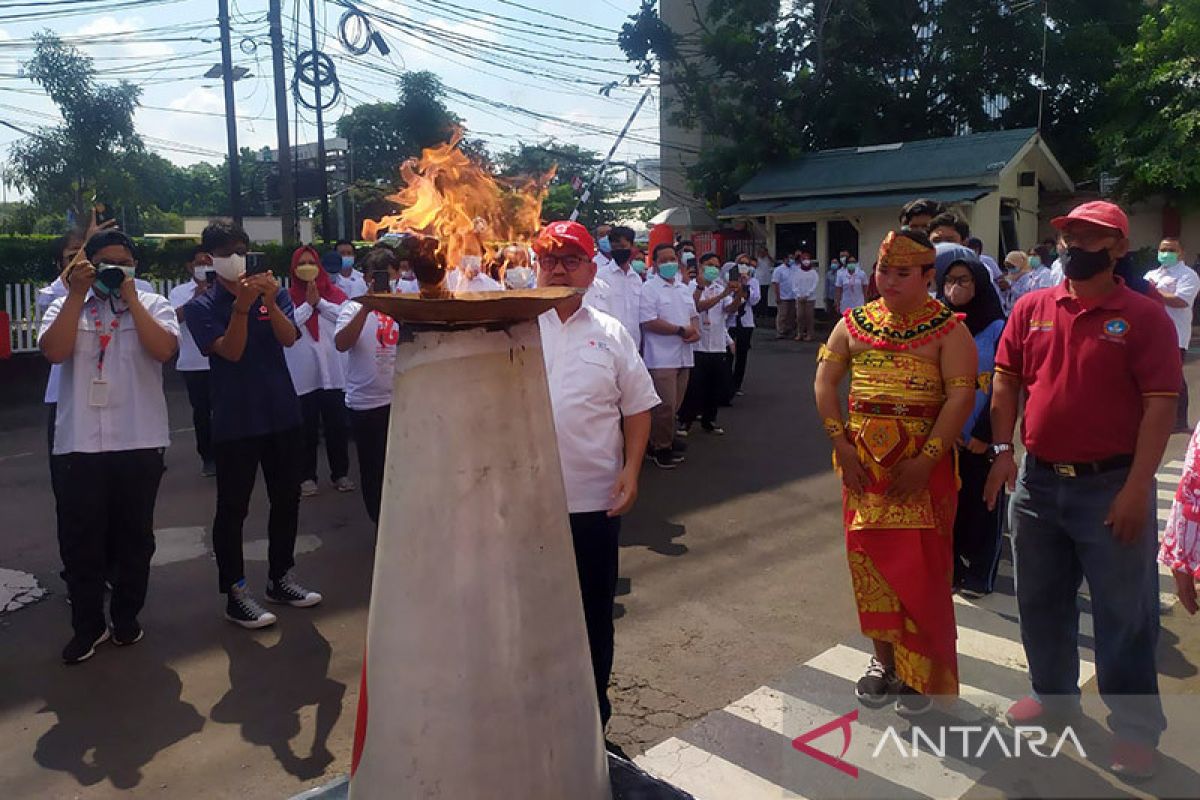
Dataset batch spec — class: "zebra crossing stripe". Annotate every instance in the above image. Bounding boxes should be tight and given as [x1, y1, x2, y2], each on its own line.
[636, 736, 807, 800]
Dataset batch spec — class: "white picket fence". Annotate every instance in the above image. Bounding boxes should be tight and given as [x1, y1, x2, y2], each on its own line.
[4, 277, 292, 354]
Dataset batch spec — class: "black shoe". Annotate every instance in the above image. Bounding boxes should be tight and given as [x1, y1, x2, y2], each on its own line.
[675, 425, 690, 438]
[894, 684, 933, 717]
[225, 582, 278, 629]
[266, 573, 323, 608]
[201, 460, 217, 477]
[112, 620, 144, 646]
[671, 437, 688, 453]
[62, 628, 110, 664]
[652, 449, 677, 470]
[605, 739, 631, 760]
[854, 657, 900, 708]
[701, 424, 725, 435]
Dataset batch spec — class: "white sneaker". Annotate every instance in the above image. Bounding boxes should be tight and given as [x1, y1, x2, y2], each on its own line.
[300, 480, 319, 497]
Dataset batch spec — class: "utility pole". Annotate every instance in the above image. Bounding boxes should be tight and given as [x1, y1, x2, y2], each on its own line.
[570, 88, 651, 222]
[308, 0, 331, 243]
[217, 0, 242, 225]
[269, 0, 296, 246]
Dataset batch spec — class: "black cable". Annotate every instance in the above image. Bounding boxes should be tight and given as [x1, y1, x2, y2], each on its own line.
[293, 49, 340, 111]
[336, 3, 374, 55]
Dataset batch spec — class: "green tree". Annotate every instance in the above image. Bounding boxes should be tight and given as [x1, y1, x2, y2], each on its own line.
[1099, 0, 1200, 207]
[494, 140, 620, 228]
[7, 32, 142, 216]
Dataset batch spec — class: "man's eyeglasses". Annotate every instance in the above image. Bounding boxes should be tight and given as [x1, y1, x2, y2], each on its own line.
[943, 275, 974, 288]
[540, 254, 587, 271]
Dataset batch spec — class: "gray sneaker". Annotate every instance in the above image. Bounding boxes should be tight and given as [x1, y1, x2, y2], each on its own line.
[855, 657, 900, 708]
[225, 581, 277, 629]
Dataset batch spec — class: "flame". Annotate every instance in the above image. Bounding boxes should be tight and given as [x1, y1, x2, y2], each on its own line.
[363, 129, 554, 292]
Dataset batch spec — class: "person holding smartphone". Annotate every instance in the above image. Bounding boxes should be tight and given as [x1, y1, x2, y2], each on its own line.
[169, 246, 216, 476]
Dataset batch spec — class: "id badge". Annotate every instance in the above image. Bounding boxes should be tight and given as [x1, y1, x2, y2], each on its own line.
[88, 379, 110, 408]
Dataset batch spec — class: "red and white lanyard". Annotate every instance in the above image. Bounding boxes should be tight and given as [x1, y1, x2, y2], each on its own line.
[88, 303, 124, 377]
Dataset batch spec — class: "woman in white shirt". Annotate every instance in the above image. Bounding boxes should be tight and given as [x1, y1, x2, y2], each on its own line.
[287, 248, 354, 496]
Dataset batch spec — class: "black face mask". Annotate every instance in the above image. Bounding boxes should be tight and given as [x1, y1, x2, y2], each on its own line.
[1061, 247, 1113, 281]
[610, 248, 632, 266]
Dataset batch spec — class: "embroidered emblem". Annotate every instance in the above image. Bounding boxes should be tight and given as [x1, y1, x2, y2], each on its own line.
[1104, 318, 1130, 337]
[1029, 319, 1054, 331]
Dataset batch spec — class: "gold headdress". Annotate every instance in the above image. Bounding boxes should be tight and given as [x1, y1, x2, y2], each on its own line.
[877, 231, 935, 269]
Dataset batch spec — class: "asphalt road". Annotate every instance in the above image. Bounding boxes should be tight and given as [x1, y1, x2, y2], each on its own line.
[1, 328, 1198, 800]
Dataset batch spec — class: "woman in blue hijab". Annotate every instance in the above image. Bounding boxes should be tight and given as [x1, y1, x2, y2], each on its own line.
[935, 244, 1007, 597]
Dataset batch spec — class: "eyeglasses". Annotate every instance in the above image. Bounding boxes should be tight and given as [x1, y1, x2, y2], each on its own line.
[539, 254, 587, 271]
[944, 275, 974, 288]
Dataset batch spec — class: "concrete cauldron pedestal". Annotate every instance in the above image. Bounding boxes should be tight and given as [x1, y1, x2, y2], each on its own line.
[348, 288, 611, 800]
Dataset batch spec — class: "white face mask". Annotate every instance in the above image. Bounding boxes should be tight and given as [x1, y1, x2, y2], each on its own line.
[211, 253, 246, 281]
[193, 266, 210, 281]
[504, 267, 533, 289]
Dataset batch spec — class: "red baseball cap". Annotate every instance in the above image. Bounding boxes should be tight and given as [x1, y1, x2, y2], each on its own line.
[1051, 201, 1129, 238]
[533, 220, 595, 257]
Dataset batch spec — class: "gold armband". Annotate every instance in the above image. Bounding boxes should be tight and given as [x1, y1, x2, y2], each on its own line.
[818, 344, 849, 364]
[921, 437, 945, 461]
[944, 375, 975, 390]
[823, 418, 846, 439]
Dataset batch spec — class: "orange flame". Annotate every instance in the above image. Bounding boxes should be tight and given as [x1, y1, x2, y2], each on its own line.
[364, 129, 554, 286]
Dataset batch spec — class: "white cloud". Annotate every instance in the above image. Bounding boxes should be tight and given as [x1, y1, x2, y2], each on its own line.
[425, 14, 501, 44]
[74, 15, 174, 59]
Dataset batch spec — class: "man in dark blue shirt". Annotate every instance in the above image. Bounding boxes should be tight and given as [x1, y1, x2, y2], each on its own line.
[185, 222, 322, 628]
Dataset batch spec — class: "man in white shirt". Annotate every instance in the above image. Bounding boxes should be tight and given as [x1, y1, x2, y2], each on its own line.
[38, 229, 179, 664]
[771, 257, 799, 338]
[335, 248, 403, 524]
[755, 246, 775, 315]
[726, 259, 761, 397]
[534, 219, 658, 731]
[678, 253, 736, 434]
[333, 240, 368, 298]
[169, 246, 216, 476]
[640, 243, 700, 469]
[1146, 237, 1200, 432]
[446, 258, 505, 292]
[836, 258, 868, 312]
[587, 225, 643, 348]
[793, 259, 820, 341]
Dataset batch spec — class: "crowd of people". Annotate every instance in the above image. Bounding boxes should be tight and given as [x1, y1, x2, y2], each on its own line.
[31, 195, 1200, 779]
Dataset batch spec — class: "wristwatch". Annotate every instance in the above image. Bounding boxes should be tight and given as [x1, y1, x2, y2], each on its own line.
[989, 443, 1014, 460]
[676, 325, 686, 337]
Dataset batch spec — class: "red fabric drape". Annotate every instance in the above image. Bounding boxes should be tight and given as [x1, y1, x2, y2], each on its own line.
[288, 246, 348, 341]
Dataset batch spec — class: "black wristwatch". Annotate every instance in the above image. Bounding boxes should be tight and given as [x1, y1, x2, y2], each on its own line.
[676, 325, 685, 337]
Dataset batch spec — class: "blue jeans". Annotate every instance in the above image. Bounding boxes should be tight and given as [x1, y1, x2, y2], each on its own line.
[1011, 456, 1166, 747]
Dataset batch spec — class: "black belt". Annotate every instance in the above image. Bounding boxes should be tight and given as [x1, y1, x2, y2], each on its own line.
[1031, 454, 1133, 478]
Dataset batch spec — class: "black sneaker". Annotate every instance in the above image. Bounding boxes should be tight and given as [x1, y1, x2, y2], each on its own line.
[675, 424, 690, 438]
[652, 449, 677, 470]
[702, 424, 725, 435]
[266, 573, 323, 608]
[112, 620, 144, 646]
[201, 460, 217, 477]
[894, 684, 933, 717]
[855, 657, 900, 708]
[671, 437, 689, 453]
[225, 582, 278, 629]
[62, 628, 110, 664]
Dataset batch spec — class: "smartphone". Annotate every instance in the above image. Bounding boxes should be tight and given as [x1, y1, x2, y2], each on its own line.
[371, 269, 391, 293]
[204, 269, 217, 284]
[245, 252, 267, 275]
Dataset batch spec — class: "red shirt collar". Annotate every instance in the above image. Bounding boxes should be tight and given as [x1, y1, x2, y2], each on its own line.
[1052, 276, 1129, 311]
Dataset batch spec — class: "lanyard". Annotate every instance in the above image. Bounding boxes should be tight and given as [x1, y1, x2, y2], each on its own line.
[88, 302, 124, 376]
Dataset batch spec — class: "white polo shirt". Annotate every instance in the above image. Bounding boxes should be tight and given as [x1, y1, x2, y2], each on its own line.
[1146, 262, 1200, 348]
[333, 269, 368, 299]
[286, 298, 348, 395]
[447, 270, 505, 292]
[40, 290, 178, 455]
[726, 278, 761, 329]
[792, 267, 819, 301]
[392, 277, 421, 294]
[771, 263, 798, 301]
[836, 268, 868, 311]
[539, 305, 660, 514]
[168, 280, 210, 372]
[639, 274, 699, 369]
[596, 260, 644, 348]
[335, 301, 398, 411]
[696, 283, 734, 353]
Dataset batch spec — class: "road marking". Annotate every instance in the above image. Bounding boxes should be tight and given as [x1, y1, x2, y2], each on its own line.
[0, 452, 34, 463]
[637, 737, 804, 800]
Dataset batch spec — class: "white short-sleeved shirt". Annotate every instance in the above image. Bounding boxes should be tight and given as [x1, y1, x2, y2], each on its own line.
[333, 269, 368, 299]
[771, 264, 798, 300]
[836, 268, 868, 311]
[539, 306, 660, 513]
[596, 261, 644, 349]
[1146, 263, 1200, 348]
[792, 267, 819, 300]
[335, 301, 398, 411]
[755, 256, 774, 286]
[286, 298, 348, 394]
[168, 281, 210, 372]
[40, 290, 178, 455]
[639, 274, 699, 369]
[696, 283, 734, 353]
[447, 270, 505, 292]
[726, 278, 760, 329]
[392, 277, 421, 294]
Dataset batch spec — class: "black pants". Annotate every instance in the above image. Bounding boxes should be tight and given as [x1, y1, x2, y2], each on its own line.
[181, 370, 214, 463]
[954, 448, 1006, 593]
[212, 428, 302, 593]
[569, 511, 621, 727]
[299, 389, 351, 483]
[729, 326, 753, 393]
[53, 449, 164, 636]
[1178, 348, 1190, 430]
[678, 352, 729, 427]
[349, 405, 390, 524]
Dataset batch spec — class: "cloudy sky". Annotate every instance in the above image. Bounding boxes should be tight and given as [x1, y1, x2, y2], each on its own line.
[0, 0, 659, 194]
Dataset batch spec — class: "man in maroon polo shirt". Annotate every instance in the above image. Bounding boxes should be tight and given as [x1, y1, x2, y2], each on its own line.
[985, 201, 1180, 780]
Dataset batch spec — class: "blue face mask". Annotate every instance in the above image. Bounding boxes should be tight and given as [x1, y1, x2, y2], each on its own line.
[658, 262, 679, 280]
[94, 264, 135, 294]
[630, 259, 646, 275]
[703, 265, 720, 283]
[1159, 251, 1180, 267]
[341, 255, 355, 270]
[598, 236, 612, 255]
[1029, 256, 1042, 269]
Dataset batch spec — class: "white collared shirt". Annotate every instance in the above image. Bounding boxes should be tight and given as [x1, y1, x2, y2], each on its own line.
[539, 305, 660, 513]
[696, 282, 734, 353]
[335, 301, 398, 411]
[639, 274, 699, 369]
[772, 263, 798, 300]
[168, 280, 210, 372]
[287, 298, 348, 394]
[792, 267, 819, 300]
[726, 279, 760, 329]
[1146, 262, 1200, 348]
[392, 277, 421, 294]
[595, 260, 644, 348]
[40, 290, 178, 455]
[446, 270, 505, 292]
[334, 269, 369, 299]
[836, 268, 868, 311]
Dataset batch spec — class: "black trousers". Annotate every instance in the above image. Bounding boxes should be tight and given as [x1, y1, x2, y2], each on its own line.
[569, 511, 621, 727]
[953, 448, 1006, 593]
[349, 405, 390, 524]
[1178, 348, 1190, 430]
[678, 351, 730, 427]
[299, 389, 350, 483]
[181, 370, 214, 463]
[52, 449, 164, 636]
[212, 428, 302, 593]
[729, 326, 754, 393]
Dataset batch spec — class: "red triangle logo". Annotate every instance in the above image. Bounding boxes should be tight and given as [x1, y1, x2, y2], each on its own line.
[791, 709, 859, 778]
